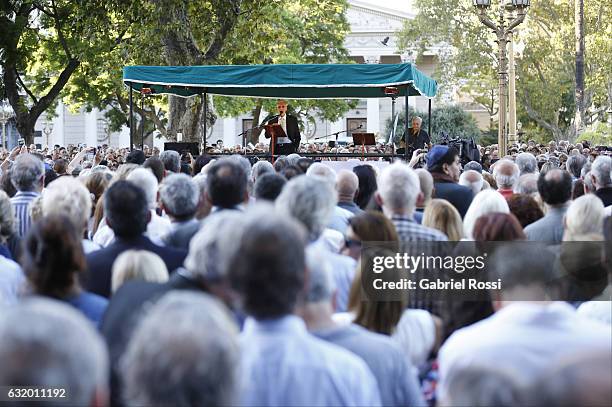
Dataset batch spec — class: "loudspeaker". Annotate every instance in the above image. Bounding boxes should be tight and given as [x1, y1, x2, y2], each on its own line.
[164, 142, 200, 156]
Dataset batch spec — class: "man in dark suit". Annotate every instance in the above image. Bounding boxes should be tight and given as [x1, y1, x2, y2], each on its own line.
[85, 181, 187, 298]
[264, 99, 301, 155]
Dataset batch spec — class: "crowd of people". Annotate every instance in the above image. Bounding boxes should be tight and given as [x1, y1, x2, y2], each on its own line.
[0, 137, 611, 406]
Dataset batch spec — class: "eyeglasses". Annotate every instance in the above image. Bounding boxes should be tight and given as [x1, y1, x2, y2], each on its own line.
[344, 239, 362, 248]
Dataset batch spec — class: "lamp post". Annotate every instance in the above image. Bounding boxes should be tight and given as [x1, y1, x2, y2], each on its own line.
[0, 100, 13, 150]
[42, 117, 54, 149]
[473, 0, 530, 156]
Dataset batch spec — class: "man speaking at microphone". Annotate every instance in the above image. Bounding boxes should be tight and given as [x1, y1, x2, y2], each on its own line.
[264, 99, 301, 155]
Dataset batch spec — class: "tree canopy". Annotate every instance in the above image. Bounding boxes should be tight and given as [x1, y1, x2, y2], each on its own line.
[399, 0, 611, 142]
[1, 0, 356, 145]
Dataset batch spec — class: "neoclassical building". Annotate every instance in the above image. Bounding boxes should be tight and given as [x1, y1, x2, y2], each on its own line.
[23, 0, 485, 149]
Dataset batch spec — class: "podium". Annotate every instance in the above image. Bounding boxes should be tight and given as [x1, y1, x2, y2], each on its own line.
[352, 132, 376, 160]
[264, 123, 287, 163]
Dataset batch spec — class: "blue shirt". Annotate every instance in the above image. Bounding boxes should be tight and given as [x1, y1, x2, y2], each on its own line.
[239, 315, 381, 407]
[66, 291, 108, 328]
[314, 324, 426, 407]
[11, 191, 39, 238]
[309, 239, 356, 312]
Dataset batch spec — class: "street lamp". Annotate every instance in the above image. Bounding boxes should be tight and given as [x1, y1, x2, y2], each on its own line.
[42, 117, 54, 148]
[0, 100, 13, 150]
[473, 0, 530, 156]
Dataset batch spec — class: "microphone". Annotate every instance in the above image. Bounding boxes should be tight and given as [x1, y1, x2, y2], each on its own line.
[267, 114, 280, 124]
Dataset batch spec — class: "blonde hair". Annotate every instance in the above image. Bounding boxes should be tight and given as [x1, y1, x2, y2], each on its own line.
[423, 199, 464, 241]
[42, 177, 92, 231]
[111, 250, 169, 293]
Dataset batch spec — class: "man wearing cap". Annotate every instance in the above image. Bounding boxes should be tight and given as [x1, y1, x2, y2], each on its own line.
[427, 145, 473, 218]
[264, 99, 301, 155]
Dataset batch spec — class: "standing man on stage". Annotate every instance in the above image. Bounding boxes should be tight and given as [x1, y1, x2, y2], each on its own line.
[400, 116, 431, 154]
[265, 99, 301, 155]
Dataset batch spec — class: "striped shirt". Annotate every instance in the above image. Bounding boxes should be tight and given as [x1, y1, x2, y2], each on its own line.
[391, 215, 448, 242]
[11, 191, 40, 238]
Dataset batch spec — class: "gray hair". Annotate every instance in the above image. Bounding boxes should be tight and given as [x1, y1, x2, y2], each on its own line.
[276, 175, 336, 240]
[193, 173, 207, 196]
[513, 173, 539, 195]
[459, 170, 484, 196]
[493, 159, 520, 188]
[159, 173, 199, 219]
[10, 154, 44, 191]
[336, 170, 359, 198]
[580, 161, 591, 178]
[159, 150, 181, 173]
[251, 160, 275, 182]
[41, 177, 92, 231]
[0, 190, 15, 241]
[226, 154, 252, 181]
[415, 168, 434, 202]
[184, 211, 248, 280]
[126, 168, 158, 210]
[306, 162, 337, 186]
[226, 154, 253, 194]
[121, 292, 239, 407]
[378, 162, 420, 215]
[515, 152, 537, 175]
[0, 298, 108, 405]
[412, 116, 423, 125]
[590, 156, 612, 187]
[583, 171, 595, 193]
[304, 246, 336, 303]
[286, 153, 302, 167]
[440, 364, 523, 407]
[463, 189, 510, 239]
[565, 194, 605, 236]
[565, 154, 587, 178]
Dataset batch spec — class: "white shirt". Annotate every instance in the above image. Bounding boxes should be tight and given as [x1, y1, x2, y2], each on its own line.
[577, 285, 612, 325]
[93, 210, 171, 248]
[437, 302, 612, 400]
[276, 114, 291, 144]
[0, 256, 26, 306]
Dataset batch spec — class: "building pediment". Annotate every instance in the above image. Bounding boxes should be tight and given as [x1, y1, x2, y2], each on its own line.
[347, 0, 413, 33]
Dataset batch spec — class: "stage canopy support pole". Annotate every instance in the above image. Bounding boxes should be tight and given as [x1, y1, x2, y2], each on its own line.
[140, 91, 145, 149]
[428, 98, 432, 140]
[201, 92, 207, 153]
[129, 84, 134, 151]
[405, 91, 409, 161]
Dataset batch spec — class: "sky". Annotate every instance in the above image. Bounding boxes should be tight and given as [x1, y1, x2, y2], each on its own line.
[356, 0, 413, 13]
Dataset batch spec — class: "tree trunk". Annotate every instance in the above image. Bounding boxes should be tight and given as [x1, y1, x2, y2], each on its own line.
[574, 0, 585, 140]
[154, 0, 242, 144]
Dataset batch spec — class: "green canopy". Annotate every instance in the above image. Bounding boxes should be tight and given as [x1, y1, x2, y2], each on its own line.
[123, 63, 437, 99]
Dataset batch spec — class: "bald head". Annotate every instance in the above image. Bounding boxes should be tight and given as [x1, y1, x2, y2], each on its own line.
[459, 170, 484, 196]
[336, 170, 359, 203]
[493, 159, 520, 189]
[415, 168, 433, 207]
